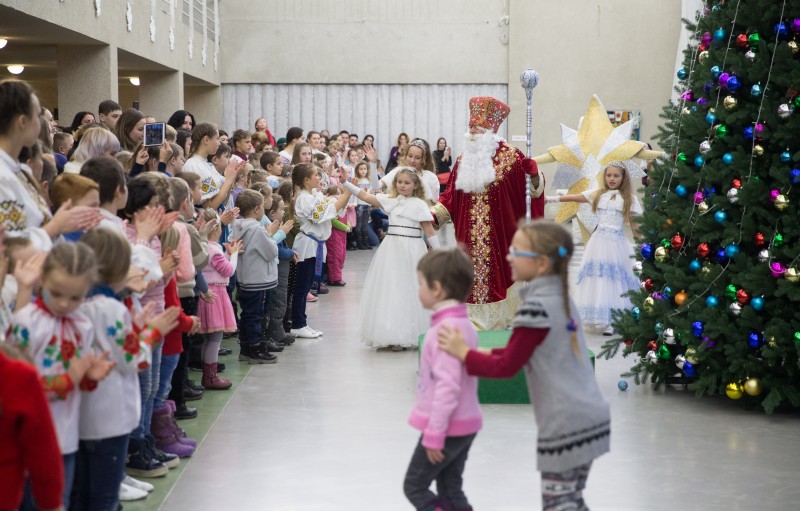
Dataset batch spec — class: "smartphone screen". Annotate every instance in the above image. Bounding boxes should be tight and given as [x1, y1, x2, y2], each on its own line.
[144, 122, 165, 147]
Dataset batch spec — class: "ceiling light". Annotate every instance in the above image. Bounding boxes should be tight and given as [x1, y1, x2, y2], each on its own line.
[7, 65, 24, 75]
[129, 76, 140, 86]
[0, 39, 8, 50]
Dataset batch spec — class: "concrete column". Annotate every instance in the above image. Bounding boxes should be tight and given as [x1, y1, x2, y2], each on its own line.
[57, 45, 117, 125]
[184, 85, 222, 125]
[139, 70, 184, 121]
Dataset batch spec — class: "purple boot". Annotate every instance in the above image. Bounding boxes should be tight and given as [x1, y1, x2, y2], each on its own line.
[166, 400, 197, 448]
[152, 406, 195, 458]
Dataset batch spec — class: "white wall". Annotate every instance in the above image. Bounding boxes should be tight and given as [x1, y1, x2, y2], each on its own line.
[220, 0, 510, 84]
[222, 83, 507, 161]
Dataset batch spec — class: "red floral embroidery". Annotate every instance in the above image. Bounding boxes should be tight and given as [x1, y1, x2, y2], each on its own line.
[61, 340, 76, 362]
[124, 332, 141, 355]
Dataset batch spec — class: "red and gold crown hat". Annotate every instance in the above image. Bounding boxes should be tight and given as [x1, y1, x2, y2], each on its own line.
[468, 96, 510, 133]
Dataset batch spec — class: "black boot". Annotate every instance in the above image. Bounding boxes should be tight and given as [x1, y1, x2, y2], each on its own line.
[248, 343, 278, 364]
[360, 233, 372, 250]
[174, 401, 198, 420]
[264, 339, 284, 353]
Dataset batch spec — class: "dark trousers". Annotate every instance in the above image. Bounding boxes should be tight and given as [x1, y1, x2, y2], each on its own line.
[290, 258, 316, 329]
[171, 296, 199, 406]
[269, 260, 290, 341]
[403, 433, 477, 511]
[74, 434, 129, 511]
[238, 288, 266, 346]
[355, 205, 371, 238]
[227, 272, 239, 328]
[283, 261, 297, 333]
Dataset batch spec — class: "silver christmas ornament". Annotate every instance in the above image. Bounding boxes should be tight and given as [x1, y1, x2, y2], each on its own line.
[745, 50, 756, 62]
[727, 188, 739, 203]
[699, 141, 712, 154]
[778, 103, 793, 119]
[729, 302, 742, 316]
[675, 354, 686, 369]
[633, 261, 643, 276]
[664, 328, 676, 344]
[758, 249, 770, 262]
[646, 350, 658, 364]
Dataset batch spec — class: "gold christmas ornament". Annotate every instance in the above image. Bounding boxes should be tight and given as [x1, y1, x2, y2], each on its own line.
[753, 144, 765, 157]
[699, 50, 709, 63]
[655, 246, 669, 262]
[768, 336, 777, 348]
[698, 201, 710, 213]
[743, 378, 763, 397]
[723, 96, 738, 111]
[785, 267, 799, 283]
[685, 348, 698, 364]
[789, 41, 799, 54]
[725, 382, 744, 399]
[643, 297, 655, 312]
[774, 194, 789, 211]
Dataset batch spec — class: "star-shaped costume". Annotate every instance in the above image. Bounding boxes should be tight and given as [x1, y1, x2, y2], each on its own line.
[534, 95, 662, 240]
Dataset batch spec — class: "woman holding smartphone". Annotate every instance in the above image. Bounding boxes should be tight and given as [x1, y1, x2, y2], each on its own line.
[433, 137, 452, 193]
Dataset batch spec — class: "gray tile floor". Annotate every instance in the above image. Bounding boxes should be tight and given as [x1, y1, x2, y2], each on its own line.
[163, 246, 800, 511]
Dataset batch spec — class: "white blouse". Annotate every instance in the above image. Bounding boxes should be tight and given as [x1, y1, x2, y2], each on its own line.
[292, 190, 341, 261]
[182, 155, 224, 203]
[0, 149, 53, 251]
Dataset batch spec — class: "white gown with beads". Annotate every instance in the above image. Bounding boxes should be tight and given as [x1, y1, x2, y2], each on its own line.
[576, 190, 642, 326]
[358, 195, 431, 348]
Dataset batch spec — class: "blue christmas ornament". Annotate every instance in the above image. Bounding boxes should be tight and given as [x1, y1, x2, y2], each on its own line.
[705, 112, 717, 125]
[727, 76, 741, 92]
[714, 211, 727, 223]
[694, 155, 705, 168]
[780, 150, 792, 163]
[716, 249, 728, 262]
[689, 259, 702, 272]
[710, 66, 721, 79]
[704, 82, 715, 95]
[640, 243, 654, 260]
[663, 287, 673, 298]
[706, 295, 719, 307]
[692, 321, 704, 337]
[617, 380, 629, 391]
[723, 153, 734, 165]
[655, 323, 665, 335]
[703, 186, 717, 197]
[791, 168, 800, 184]
[724, 243, 740, 258]
[713, 28, 727, 41]
[751, 84, 763, 97]
[683, 361, 697, 377]
[675, 184, 688, 197]
[631, 307, 640, 320]
[677, 67, 688, 80]
[751, 296, 765, 311]
[775, 22, 789, 38]
[748, 332, 763, 348]
[712, 3, 722, 12]
[743, 126, 754, 140]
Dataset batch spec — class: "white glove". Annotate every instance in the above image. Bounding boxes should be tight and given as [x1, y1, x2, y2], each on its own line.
[342, 181, 361, 196]
[545, 195, 560, 204]
[427, 235, 441, 249]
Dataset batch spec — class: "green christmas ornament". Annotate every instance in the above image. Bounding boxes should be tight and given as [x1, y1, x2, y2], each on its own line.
[658, 345, 671, 360]
[715, 124, 728, 140]
[660, 239, 671, 248]
[774, 233, 784, 246]
[793, 96, 800, 109]
[725, 284, 737, 299]
[677, 152, 687, 163]
[795, 332, 800, 343]
[748, 32, 761, 46]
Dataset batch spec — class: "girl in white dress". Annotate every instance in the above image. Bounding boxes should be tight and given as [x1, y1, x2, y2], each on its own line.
[343, 167, 441, 350]
[546, 162, 642, 335]
[380, 138, 440, 204]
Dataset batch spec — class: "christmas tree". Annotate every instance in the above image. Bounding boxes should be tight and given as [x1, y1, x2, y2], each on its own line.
[600, 0, 800, 413]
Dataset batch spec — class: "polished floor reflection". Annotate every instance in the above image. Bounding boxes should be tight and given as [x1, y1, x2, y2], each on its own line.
[162, 247, 800, 511]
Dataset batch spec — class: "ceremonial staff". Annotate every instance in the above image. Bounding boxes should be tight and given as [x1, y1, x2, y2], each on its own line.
[519, 68, 539, 221]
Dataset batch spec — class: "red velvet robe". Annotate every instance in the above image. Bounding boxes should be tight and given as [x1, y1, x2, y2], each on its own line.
[433, 141, 543, 327]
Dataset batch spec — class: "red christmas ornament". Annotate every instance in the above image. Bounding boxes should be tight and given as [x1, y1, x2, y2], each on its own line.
[699, 43, 709, 52]
[697, 243, 711, 258]
[731, 178, 742, 189]
[644, 279, 654, 293]
[736, 289, 750, 304]
[754, 232, 766, 246]
[736, 34, 749, 48]
[624, 340, 633, 346]
[670, 234, 685, 249]
[648, 340, 658, 351]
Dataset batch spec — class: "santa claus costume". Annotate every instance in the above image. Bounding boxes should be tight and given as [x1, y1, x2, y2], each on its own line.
[432, 96, 545, 330]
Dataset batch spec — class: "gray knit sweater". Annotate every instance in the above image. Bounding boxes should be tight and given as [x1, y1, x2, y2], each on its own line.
[514, 275, 610, 473]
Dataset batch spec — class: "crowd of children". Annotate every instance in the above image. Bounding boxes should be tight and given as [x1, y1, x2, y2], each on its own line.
[0, 76, 630, 511]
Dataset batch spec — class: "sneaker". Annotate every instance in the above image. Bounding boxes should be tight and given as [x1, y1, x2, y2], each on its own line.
[119, 482, 148, 501]
[327, 280, 346, 286]
[603, 325, 615, 336]
[290, 326, 322, 339]
[218, 347, 232, 356]
[306, 292, 318, 302]
[182, 383, 204, 401]
[125, 451, 168, 479]
[317, 283, 329, 294]
[123, 475, 154, 492]
[280, 335, 295, 346]
[309, 327, 323, 336]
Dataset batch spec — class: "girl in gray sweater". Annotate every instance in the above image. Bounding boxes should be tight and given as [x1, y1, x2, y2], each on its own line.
[438, 220, 610, 511]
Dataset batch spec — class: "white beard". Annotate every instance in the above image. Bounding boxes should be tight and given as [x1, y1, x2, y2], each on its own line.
[456, 131, 500, 193]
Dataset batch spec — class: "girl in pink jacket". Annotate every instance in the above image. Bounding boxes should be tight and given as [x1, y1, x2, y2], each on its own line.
[404, 248, 482, 511]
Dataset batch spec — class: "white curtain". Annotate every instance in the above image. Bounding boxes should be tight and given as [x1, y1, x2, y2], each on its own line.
[221, 83, 508, 164]
[672, 0, 705, 102]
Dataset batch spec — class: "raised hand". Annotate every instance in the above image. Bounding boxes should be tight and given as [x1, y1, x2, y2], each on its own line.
[14, 251, 47, 289]
[149, 306, 181, 335]
[279, 219, 294, 234]
[133, 205, 165, 242]
[85, 351, 116, 381]
[266, 219, 281, 236]
[159, 250, 179, 275]
[133, 301, 158, 329]
[224, 159, 247, 183]
[220, 207, 239, 226]
[224, 238, 243, 256]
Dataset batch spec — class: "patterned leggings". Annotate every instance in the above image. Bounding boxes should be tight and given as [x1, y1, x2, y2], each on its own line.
[541, 462, 592, 511]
